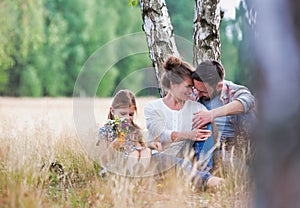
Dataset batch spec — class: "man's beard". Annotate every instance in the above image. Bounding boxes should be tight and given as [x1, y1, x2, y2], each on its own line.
[200, 89, 220, 101]
[201, 95, 211, 101]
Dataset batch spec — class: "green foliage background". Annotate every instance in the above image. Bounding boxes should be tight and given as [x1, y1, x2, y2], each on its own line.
[0, 0, 252, 97]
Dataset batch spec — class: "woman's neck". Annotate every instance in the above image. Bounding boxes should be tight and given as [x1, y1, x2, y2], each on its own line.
[163, 93, 185, 111]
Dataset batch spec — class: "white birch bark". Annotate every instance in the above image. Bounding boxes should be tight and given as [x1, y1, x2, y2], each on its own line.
[193, 0, 222, 66]
[139, 0, 179, 97]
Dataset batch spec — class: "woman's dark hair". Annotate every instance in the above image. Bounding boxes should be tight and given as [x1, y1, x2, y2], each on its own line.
[161, 55, 194, 90]
[192, 60, 225, 87]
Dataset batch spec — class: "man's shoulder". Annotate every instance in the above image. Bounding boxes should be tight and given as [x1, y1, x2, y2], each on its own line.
[224, 80, 250, 91]
[222, 80, 253, 98]
[224, 80, 244, 88]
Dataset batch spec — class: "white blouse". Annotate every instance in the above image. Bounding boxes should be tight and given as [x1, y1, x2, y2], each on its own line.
[144, 99, 207, 156]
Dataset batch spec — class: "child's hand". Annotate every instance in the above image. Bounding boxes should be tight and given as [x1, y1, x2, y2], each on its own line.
[110, 139, 121, 149]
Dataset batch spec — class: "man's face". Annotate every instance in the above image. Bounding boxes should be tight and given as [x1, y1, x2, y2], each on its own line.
[193, 80, 218, 101]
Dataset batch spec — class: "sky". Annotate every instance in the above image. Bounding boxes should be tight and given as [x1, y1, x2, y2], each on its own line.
[220, 0, 241, 19]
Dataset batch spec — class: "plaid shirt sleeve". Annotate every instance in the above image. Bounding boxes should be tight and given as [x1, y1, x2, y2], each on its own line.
[221, 80, 256, 112]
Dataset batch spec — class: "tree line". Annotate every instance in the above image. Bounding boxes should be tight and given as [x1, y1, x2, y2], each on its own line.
[0, 0, 251, 97]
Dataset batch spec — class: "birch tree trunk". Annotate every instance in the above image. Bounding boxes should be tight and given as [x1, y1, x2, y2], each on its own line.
[139, 0, 179, 97]
[193, 0, 222, 65]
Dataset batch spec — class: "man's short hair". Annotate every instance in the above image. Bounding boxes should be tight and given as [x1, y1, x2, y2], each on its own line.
[192, 60, 225, 87]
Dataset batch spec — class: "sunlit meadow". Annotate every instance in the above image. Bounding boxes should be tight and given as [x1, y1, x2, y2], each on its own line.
[0, 97, 252, 207]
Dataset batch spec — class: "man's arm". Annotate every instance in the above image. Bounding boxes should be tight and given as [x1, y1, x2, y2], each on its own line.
[229, 81, 256, 113]
[192, 100, 244, 129]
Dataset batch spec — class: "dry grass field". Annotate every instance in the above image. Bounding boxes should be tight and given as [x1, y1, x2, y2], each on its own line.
[0, 97, 252, 208]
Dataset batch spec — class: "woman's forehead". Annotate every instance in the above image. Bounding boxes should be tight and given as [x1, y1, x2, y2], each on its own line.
[183, 77, 193, 84]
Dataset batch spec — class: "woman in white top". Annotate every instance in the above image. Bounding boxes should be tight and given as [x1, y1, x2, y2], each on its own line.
[144, 55, 223, 189]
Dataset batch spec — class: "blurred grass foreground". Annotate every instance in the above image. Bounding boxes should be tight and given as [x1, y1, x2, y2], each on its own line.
[0, 97, 252, 207]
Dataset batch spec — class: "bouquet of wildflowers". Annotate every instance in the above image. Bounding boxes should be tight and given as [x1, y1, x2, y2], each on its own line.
[98, 116, 137, 157]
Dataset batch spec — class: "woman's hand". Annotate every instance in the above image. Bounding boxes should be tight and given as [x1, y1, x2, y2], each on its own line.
[171, 126, 211, 142]
[147, 141, 162, 152]
[190, 128, 212, 141]
[171, 128, 212, 142]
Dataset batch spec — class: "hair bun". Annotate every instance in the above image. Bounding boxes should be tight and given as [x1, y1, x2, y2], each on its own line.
[163, 56, 182, 71]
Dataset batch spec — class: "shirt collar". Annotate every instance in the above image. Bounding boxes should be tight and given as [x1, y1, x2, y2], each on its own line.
[220, 80, 230, 103]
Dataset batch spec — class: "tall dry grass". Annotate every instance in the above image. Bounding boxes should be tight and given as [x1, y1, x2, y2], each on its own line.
[0, 97, 252, 207]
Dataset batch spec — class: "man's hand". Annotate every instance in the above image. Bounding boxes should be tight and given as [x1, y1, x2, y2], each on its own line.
[192, 110, 214, 129]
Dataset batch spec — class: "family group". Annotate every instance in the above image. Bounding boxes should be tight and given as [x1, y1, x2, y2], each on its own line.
[97, 55, 256, 190]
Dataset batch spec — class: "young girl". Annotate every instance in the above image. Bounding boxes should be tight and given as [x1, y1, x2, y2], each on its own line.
[97, 89, 160, 175]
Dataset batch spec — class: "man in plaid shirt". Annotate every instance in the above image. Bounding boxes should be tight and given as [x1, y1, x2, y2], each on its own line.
[191, 60, 256, 153]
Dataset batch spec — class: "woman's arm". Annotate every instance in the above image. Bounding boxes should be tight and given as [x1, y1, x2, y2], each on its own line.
[144, 102, 173, 146]
[145, 101, 212, 145]
[171, 129, 211, 142]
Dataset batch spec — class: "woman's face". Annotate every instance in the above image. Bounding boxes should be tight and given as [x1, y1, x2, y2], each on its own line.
[170, 77, 193, 101]
[111, 105, 135, 122]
